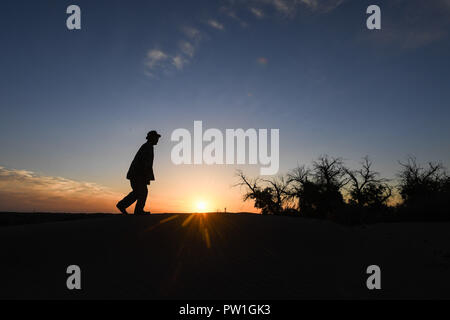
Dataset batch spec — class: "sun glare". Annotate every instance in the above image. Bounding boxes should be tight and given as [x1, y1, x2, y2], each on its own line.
[196, 201, 207, 212]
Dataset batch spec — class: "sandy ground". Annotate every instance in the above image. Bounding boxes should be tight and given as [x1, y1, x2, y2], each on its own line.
[0, 213, 449, 299]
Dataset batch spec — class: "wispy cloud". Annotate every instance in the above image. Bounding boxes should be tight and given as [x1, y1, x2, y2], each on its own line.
[289, 0, 345, 13]
[220, 6, 248, 27]
[145, 49, 169, 69]
[145, 27, 205, 77]
[172, 55, 188, 70]
[144, 0, 347, 78]
[207, 19, 225, 31]
[181, 26, 203, 42]
[250, 7, 265, 18]
[232, 0, 345, 18]
[179, 40, 195, 58]
[271, 0, 291, 15]
[0, 166, 120, 213]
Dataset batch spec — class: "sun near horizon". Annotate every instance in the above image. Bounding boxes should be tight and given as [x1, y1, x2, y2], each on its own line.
[196, 201, 207, 212]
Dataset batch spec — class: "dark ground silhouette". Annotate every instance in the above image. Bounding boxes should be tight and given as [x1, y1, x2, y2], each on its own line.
[0, 212, 449, 299]
[0, 212, 113, 227]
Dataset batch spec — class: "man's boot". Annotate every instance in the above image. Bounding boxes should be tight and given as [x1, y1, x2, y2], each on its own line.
[116, 202, 128, 215]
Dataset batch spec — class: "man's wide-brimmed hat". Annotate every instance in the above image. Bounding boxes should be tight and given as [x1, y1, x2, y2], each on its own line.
[146, 130, 161, 139]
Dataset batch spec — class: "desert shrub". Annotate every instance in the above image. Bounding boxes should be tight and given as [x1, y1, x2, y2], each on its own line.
[397, 157, 449, 220]
[287, 156, 347, 218]
[235, 171, 290, 215]
[236, 155, 450, 223]
[345, 157, 392, 208]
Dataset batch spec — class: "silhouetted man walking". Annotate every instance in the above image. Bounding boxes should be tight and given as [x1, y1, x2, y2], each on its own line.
[117, 130, 161, 215]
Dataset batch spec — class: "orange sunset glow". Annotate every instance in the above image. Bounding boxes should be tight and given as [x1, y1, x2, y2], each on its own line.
[0, 165, 258, 213]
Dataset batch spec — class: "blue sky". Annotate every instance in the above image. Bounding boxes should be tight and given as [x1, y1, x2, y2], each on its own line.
[0, 0, 449, 212]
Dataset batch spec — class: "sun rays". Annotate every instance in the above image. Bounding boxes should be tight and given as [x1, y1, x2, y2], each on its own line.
[144, 213, 213, 249]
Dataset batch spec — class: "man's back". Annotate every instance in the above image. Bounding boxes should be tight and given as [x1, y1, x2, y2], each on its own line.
[126, 142, 155, 183]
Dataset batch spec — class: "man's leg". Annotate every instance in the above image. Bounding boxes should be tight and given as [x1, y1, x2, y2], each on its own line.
[117, 181, 138, 214]
[132, 179, 148, 214]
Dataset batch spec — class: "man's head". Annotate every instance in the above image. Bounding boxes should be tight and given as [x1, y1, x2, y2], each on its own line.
[146, 130, 161, 145]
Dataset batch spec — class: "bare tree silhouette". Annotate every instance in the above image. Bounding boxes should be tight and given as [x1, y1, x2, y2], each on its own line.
[310, 156, 348, 218]
[235, 171, 290, 215]
[398, 156, 449, 219]
[287, 165, 311, 212]
[312, 156, 348, 190]
[286, 156, 349, 218]
[236, 155, 449, 223]
[262, 176, 290, 214]
[344, 156, 392, 209]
